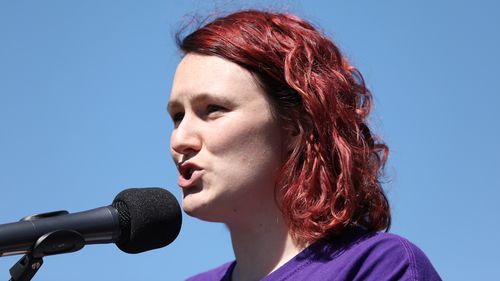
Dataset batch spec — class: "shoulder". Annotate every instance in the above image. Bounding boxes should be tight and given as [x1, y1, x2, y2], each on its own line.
[185, 261, 235, 281]
[353, 231, 430, 262]
[260, 230, 441, 281]
[321, 231, 442, 281]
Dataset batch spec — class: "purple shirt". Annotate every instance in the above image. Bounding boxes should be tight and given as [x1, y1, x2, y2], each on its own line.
[186, 229, 441, 281]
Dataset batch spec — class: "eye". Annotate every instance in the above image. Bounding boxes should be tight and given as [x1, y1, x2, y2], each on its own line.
[206, 104, 226, 116]
[171, 112, 184, 125]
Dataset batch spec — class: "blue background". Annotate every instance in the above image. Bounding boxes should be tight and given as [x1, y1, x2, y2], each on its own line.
[1, 1, 498, 280]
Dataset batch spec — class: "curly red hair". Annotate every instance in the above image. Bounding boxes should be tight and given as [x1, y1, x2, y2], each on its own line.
[177, 10, 390, 244]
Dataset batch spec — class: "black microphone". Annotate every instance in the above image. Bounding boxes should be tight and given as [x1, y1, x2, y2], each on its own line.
[0, 187, 182, 257]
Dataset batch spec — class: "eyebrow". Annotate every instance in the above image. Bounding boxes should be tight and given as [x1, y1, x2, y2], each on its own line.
[166, 99, 181, 114]
[167, 92, 235, 114]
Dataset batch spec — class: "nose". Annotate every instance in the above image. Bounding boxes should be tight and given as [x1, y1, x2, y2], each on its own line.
[170, 118, 202, 157]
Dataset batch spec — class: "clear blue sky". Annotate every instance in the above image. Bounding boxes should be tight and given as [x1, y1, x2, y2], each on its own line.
[1, 1, 498, 280]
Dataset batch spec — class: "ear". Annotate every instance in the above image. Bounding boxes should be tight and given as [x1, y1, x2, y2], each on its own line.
[286, 126, 299, 154]
[284, 115, 313, 154]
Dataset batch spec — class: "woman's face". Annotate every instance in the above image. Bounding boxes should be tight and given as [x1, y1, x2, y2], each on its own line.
[169, 54, 286, 223]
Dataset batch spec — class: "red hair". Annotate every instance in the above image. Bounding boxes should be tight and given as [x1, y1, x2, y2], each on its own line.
[177, 10, 390, 244]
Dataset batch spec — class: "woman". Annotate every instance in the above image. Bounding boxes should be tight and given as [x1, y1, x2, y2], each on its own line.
[169, 10, 441, 281]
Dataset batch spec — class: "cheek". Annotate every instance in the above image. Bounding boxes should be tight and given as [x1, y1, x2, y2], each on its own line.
[207, 119, 284, 187]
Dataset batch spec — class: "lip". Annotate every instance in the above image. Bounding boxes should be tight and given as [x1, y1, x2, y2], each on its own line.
[177, 162, 203, 189]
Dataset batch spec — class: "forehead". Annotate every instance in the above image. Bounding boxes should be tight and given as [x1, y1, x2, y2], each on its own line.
[169, 54, 264, 109]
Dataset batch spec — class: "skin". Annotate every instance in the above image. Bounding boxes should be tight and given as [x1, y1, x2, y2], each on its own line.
[169, 54, 304, 281]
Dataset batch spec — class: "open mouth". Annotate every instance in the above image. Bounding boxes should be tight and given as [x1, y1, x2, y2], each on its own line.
[179, 163, 199, 180]
[177, 162, 202, 188]
[183, 167, 194, 180]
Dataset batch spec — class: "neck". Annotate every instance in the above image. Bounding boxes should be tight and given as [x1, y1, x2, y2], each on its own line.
[226, 205, 305, 281]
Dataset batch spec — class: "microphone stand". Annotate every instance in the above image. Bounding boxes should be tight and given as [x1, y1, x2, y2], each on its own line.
[8, 211, 86, 281]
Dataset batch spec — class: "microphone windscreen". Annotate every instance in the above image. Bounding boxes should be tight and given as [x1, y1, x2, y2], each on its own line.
[112, 187, 182, 254]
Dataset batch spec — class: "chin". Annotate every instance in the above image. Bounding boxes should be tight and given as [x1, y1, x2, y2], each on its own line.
[182, 195, 212, 219]
[182, 197, 230, 223]
[183, 209, 225, 223]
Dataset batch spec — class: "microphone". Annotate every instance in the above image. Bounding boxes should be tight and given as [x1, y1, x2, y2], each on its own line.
[0, 187, 182, 257]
